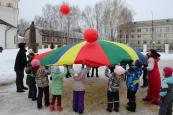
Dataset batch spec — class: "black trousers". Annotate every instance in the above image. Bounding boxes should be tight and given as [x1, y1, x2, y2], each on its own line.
[91, 67, 98, 77]
[28, 85, 37, 99]
[37, 86, 49, 108]
[107, 91, 119, 110]
[15, 69, 24, 90]
[159, 94, 173, 115]
[142, 70, 148, 86]
[127, 89, 136, 111]
[66, 70, 72, 78]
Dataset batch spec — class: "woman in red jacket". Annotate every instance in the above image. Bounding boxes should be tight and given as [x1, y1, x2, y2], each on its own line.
[143, 49, 161, 105]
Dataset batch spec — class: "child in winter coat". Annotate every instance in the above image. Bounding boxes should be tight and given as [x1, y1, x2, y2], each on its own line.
[159, 67, 173, 115]
[49, 66, 67, 112]
[31, 59, 50, 109]
[70, 65, 91, 114]
[25, 67, 37, 101]
[126, 60, 142, 112]
[105, 65, 125, 112]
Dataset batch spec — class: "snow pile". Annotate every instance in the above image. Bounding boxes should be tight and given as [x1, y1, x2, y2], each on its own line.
[0, 49, 18, 85]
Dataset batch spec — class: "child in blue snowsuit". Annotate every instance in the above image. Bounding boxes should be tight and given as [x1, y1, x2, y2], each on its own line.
[159, 67, 173, 115]
[126, 60, 142, 112]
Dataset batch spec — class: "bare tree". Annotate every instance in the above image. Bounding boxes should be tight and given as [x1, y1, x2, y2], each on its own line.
[18, 18, 30, 36]
[81, 6, 95, 29]
[117, 7, 134, 43]
[32, 0, 133, 42]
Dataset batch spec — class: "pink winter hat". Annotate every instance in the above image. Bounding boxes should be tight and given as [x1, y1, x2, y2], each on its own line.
[163, 67, 173, 77]
[114, 65, 126, 75]
[31, 59, 40, 67]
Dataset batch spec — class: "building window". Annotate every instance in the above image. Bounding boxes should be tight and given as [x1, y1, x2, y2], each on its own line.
[166, 27, 170, 32]
[156, 28, 162, 32]
[42, 37, 45, 41]
[164, 34, 167, 38]
[144, 28, 148, 32]
[158, 41, 160, 44]
[160, 28, 162, 32]
[137, 28, 141, 32]
[137, 34, 141, 38]
[138, 41, 140, 44]
[131, 29, 135, 32]
[131, 35, 134, 38]
[126, 35, 129, 39]
[143, 40, 147, 44]
[6, 3, 13, 7]
[157, 33, 162, 38]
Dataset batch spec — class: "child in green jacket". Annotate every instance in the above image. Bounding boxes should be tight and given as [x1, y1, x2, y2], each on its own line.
[50, 66, 67, 112]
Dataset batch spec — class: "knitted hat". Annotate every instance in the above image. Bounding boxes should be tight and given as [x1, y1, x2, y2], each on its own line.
[18, 43, 26, 49]
[135, 60, 142, 68]
[31, 59, 40, 67]
[163, 67, 173, 77]
[31, 59, 40, 71]
[28, 49, 34, 54]
[114, 65, 126, 75]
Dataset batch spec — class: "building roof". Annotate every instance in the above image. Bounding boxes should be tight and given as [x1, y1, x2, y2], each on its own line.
[35, 26, 83, 39]
[0, 19, 16, 28]
[133, 18, 173, 27]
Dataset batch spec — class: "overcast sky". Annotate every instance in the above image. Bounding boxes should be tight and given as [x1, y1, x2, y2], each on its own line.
[19, 0, 173, 21]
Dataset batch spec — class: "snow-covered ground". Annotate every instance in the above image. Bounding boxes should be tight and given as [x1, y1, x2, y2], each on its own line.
[0, 49, 173, 115]
[0, 49, 173, 85]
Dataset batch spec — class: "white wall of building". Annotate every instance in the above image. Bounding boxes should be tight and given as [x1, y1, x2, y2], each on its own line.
[6, 28, 17, 48]
[0, 0, 18, 27]
[0, 0, 19, 48]
[0, 24, 6, 48]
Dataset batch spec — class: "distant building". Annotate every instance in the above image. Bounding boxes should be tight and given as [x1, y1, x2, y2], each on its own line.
[118, 19, 173, 52]
[24, 27, 83, 48]
[0, 0, 19, 49]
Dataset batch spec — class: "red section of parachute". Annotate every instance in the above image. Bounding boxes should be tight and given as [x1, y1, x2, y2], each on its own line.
[34, 50, 52, 60]
[74, 42, 110, 67]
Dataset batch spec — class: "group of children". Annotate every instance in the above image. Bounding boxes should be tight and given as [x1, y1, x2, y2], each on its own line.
[105, 60, 143, 112]
[24, 51, 173, 114]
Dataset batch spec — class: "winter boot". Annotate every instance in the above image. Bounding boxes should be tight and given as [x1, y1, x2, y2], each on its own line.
[126, 101, 136, 112]
[151, 98, 160, 105]
[57, 105, 63, 112]
[50, 103, 55, 111]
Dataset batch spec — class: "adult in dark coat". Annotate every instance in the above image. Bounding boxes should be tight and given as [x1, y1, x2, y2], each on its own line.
[14, 43, 28, 92]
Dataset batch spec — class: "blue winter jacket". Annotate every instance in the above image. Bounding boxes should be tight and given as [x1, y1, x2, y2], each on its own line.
[126, 66, 142, 92]
[160, 76, 173, 97]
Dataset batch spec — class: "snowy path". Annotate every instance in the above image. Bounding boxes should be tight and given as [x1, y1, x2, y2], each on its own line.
[0, 78, 160, 115]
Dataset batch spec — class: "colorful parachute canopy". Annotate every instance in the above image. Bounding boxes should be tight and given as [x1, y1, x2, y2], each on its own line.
[35, 40, 146, 67]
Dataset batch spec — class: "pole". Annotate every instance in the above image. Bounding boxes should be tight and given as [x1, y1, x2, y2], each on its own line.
[151, 12, 154, 49]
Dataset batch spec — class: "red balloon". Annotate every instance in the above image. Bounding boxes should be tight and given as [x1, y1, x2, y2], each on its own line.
[84, 28, 99, 43]
[60, 4, 71, 15]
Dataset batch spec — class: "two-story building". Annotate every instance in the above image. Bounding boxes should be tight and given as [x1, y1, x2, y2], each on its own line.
[118, 19, 173, 52]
